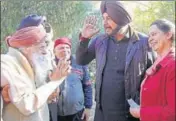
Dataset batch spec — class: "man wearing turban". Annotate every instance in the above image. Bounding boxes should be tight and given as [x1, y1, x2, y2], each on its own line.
[1, 14, 57, 121]
[16, 14, 55, 68]
[76, 1, 155, 121]
[1, 26, 71, 121]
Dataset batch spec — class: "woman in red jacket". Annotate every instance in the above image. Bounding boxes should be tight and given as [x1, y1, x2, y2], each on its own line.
[130, 19, 175, 121]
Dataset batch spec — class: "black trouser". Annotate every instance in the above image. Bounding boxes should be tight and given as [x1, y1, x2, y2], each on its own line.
[57, 109, 84, 121]
[94, 105, 139, 121]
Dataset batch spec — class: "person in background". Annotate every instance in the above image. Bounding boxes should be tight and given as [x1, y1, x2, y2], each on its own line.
[76, 1, 155, 121]
[130, 19, 175, 121]
[49, 37, 93, 121]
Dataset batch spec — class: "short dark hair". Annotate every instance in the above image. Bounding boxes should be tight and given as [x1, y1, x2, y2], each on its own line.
[150, 19, 175, 43]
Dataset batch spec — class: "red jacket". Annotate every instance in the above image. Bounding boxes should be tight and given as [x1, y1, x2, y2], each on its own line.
[140, 50, 175, 121]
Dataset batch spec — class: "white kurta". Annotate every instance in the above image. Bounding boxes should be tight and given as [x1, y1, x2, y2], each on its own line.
[1, 96, 3, 121]
[1, 47, 64, 121]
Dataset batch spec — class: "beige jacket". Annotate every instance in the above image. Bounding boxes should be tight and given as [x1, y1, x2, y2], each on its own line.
[1, 47, 64, 121]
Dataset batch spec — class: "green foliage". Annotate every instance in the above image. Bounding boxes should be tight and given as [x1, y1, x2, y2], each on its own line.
[1, 1, 175, 53]
[1, 1, 92, 53]
[132, 1, 175, 34]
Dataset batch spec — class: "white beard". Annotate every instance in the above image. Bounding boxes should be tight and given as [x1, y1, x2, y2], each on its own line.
[31, 53, 52, 87]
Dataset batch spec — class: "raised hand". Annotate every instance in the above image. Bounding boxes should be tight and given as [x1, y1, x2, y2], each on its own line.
[81, 15, 100, 39]
[49, 59, 71, 81]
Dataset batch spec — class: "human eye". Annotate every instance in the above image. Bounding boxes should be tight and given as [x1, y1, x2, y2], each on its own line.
[151, 32, 157, 36]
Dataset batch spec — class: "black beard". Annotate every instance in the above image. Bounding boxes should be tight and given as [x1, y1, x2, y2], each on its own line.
[109, 25, 122, 36]
[108, 25, 129, 39]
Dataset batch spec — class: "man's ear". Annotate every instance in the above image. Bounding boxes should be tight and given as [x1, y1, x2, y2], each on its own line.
[166, 31, 173, 40]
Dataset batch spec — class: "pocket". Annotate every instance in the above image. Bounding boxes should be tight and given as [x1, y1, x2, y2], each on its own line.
[75, 99, 84, 110]
[70, 68, 84, 83]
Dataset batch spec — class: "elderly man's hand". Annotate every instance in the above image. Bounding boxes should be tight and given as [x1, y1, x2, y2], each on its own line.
[2, 85, 11, 103]
[81, 15, 100, 39]
[48, 88, 60, 103]
[49, 59, 71, 81]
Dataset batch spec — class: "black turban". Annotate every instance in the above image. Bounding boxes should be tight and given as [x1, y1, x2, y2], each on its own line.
[101, 1, 132, 26]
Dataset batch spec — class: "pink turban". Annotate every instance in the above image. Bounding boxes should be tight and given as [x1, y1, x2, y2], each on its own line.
[6, 26, 46, 48]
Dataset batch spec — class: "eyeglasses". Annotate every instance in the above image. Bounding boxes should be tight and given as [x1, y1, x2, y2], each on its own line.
[31, 41, 48, 54]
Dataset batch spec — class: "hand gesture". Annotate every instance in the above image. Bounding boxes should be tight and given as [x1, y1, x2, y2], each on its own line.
[81, 15, 100, 39]
[49, 59, 71, 81]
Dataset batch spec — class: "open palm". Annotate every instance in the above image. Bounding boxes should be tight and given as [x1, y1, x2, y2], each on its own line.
[81, 15, 100, 39]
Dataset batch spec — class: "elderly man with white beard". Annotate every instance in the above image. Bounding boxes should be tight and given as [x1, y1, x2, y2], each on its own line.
[1, 14, 57, 121]
[1, 26, 71, 121]
[16, 14, 55, 77]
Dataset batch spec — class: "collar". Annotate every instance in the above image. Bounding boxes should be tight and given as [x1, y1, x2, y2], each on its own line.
[129, 27, 140, 43]
[7, 47, 34, 80]
[158, 48, 175, 68]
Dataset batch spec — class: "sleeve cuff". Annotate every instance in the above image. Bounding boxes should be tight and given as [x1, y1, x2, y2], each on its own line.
[85, 105, 92, 109]
[35, 77, 66, 103]
[79, 33, 90, 42]
[79, 33, 90, 48]
[80, 40, 90, 48]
